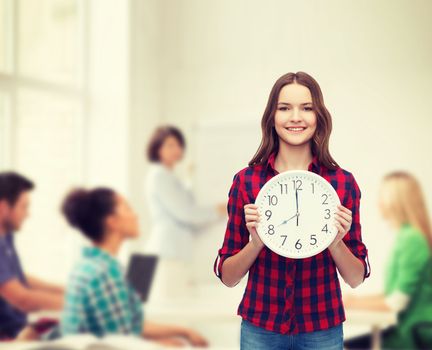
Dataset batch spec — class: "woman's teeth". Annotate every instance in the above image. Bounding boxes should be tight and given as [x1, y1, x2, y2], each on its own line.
[286, 127, 306, 132]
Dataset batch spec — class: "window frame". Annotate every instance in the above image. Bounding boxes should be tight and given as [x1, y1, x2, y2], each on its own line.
[0, 0, 89, 177]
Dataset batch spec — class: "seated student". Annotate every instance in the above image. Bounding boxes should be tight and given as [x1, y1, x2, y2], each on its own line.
[0, 172, 64, 340]
[60, 187, 208, 347]
[344, 171, 432, 349]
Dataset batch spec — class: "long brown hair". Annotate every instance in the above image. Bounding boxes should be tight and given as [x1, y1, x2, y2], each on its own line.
[380, 171, 432, 250]
[249, 71, 339, 170]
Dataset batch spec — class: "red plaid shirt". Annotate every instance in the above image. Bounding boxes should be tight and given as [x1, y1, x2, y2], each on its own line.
[213, 151, 370, 334]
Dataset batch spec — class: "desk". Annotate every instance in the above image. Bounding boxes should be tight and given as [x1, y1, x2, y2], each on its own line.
[28, 293, 398, 349]
[345, 309, 398, 350]
[144, 298, 238, 323]
[145, 297, 397, 350]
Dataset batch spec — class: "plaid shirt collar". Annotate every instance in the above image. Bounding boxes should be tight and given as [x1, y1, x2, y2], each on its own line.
[82, 246, 118, 266]
[266, 150, 321, 174]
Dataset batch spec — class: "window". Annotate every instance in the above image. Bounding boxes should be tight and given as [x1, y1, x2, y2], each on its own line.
[0, 0, 131, 283]
[0, 93, 11, 167]
[15, 89, 86, 279]
[17, 0, 81, 85]
[0, 0, 12, 73]
[0, 0, 87, 282]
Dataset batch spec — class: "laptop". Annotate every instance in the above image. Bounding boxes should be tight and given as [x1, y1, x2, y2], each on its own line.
[126, 254, 159, 302]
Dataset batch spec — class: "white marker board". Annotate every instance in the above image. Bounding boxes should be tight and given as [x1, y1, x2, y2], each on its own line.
[191, 119, 261, 283]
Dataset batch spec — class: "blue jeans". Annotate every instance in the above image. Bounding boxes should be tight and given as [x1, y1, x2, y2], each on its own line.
[240, 318, 344, 350]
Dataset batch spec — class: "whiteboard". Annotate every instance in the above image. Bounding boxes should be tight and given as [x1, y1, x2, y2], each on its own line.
[192, 119, 261, 203]
[191, 119, 261, 283]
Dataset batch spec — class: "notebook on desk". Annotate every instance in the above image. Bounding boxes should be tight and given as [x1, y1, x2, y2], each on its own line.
[126, 254, 159, 302]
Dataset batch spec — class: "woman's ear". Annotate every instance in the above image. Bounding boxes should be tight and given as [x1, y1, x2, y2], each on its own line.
[0, 200, 10, 218]
[104, 214, 117, 233]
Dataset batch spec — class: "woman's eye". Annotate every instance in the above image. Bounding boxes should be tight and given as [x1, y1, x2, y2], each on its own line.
[304, 107, 313, 111]
[278, 107, 289, 111]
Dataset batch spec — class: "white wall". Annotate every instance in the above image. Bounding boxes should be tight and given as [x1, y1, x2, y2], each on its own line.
[130, 0, 432, 294]
[85, 0, 130, 192]
[126, 0, 162, 254]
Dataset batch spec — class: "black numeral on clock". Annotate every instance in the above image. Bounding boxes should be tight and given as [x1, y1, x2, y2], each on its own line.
[310, 234, 317, 245]
[322, 194, 328, 205]
[265, 210, 272, 220]
[324, 209, 331, 219]
[267, 195, 278, 206]
[267, 225, 275, 235]
[292, 179, 302, 191]
[322, 224, 328, 233]
[281, 235, 287, 245]
[295, 239, 302, 250]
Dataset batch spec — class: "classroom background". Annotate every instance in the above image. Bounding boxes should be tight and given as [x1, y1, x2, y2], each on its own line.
[0, 0, 431, 349]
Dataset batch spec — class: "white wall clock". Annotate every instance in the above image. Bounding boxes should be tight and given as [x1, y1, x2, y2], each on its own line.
[255, 170, 341, 259]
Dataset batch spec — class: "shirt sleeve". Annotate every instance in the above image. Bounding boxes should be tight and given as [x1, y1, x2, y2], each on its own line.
[213, 173, 250, 286]
[394, 232, 430, 296]
[87, 271, 142, 335]
[152, 168, 219, 229]
[0, 238, 17, 286]
[0, 256, 14, 286]
[342, 173, 371, 281]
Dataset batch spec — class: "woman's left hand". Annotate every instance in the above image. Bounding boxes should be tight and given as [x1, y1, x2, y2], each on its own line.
[185, 329, 209, 347]
[329, 204, 352, 250]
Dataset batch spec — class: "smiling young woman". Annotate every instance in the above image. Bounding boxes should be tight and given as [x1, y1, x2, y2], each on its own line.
[213, 71, 371, 350]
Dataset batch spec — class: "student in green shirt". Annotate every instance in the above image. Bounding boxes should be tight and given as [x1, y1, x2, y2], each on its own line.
[344, 171, 432, 349]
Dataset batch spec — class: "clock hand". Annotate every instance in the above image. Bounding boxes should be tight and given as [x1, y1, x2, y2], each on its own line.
[296, 189, 299, 226]
[277, 212, 299, 227]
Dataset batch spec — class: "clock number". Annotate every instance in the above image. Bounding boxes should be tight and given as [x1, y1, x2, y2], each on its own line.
[295, 239, 302, 250]
[324, 209, 331, 219]
[292, 179, 302, 191]
[322, 224, 328, 233]
[281, 235, 287, 245]
[279, 183, 288, 194]
[267, 225, 275, 235]
[322, 194, 329, 205]
[267, 195, 278, 206]
[311, 183, 314, 194]
[265, 210, 272, 220]
[310, 234, 317, 245]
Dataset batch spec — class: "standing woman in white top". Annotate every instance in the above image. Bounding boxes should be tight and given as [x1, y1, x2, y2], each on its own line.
[144, 126, 226, 301]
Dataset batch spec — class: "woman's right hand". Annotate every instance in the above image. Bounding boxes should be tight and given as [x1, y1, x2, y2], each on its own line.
[244, 204, 265, 250]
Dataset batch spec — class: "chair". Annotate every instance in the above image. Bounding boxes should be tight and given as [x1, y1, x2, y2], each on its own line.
[412, 322, 432, 349]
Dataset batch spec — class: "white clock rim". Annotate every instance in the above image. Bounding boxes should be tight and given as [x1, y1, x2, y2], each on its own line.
[254, 170, 341, 259]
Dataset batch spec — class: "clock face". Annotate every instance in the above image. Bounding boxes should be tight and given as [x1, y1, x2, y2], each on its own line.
[255, 170, 341, 259]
